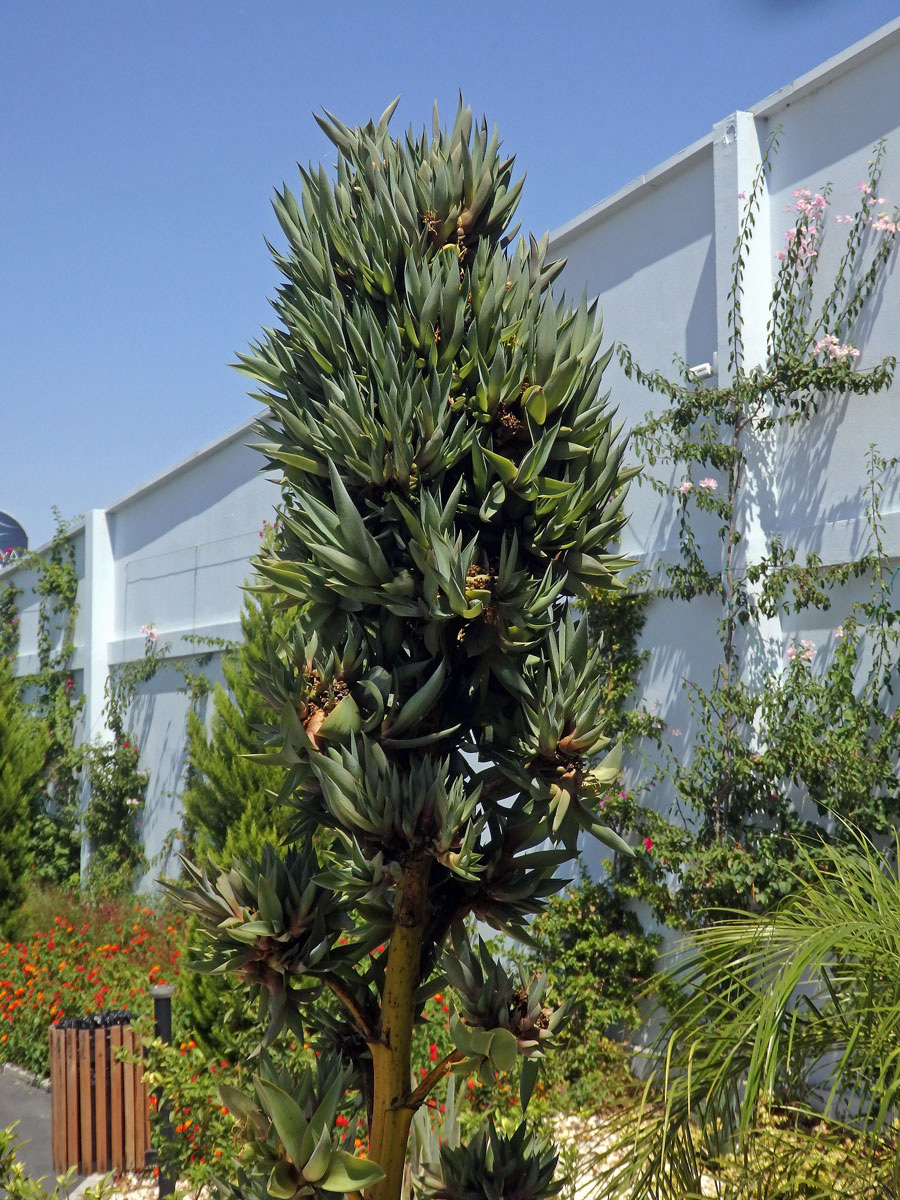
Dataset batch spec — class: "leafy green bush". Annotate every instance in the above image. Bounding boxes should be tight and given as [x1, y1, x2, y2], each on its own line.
[0, 656, 49, 938]
[0, 1124, 111, 1200]
[593, 830, 900, 1198]
[526, 875, 652, 1114]
[531, 873, 658, 1035]
[594, 139, 900, 929]
[181, 572, 291, 871]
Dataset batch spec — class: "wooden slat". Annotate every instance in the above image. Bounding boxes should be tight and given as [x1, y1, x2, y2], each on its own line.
[122, 1025, 136, 1171]
[49, 1028, 65, 1173]
[94, 1028, 108, 1169]
[136, 1031, 151, 1154]
[109, 1024, 124, 1173]
[65, 1029, 79, 1170]
[133, 1033, 145, 1167]
[78, 1029, 93, 1173]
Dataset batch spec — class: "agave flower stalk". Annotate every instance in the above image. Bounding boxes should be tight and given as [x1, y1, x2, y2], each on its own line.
[172, 97, 635, 1200]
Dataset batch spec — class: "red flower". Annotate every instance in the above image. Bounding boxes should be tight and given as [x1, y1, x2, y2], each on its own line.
[429, 1043, 438, 1062]
[643, 837, 654, 851]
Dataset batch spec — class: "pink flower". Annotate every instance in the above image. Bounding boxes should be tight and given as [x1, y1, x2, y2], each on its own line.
[775, 250, 787, 261]
[858, 181, 872, 194]
[788, 640, 815, 662]
[814, 334, 859, 361]
[699, 478, 718, 491]
[678, 480, 693, 495]
[643, 837, 654, 852]
[737, 191, 746, 200]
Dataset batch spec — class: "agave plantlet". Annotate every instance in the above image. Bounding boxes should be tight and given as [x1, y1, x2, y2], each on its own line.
[172, 98, 635, 1200]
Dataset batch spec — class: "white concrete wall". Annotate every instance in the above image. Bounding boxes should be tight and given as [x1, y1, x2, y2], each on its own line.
[2, 417, 277, 881]
[552, 19, 900, 880]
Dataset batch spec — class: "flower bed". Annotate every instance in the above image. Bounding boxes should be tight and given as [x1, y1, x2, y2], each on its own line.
[0, 891, 185, 1078]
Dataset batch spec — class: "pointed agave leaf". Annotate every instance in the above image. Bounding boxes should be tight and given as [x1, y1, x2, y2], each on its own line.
[520, 1056, 540, 1112]
[302, 1122, 333, 1183]
[318, 695, 362, 740]
[255, 1077, 309, 1165]
[482, 446, 518, 486]
[590, 822, 635, 857]
[326, 461, 393, 584]
[257, 874, 284, 928]
[489, 1027, 519, 1073]
[588, 741, 623, 785]
[217, 1083, 261, 1122]
[320, 1150, 385, 1193]
[386, 660, 447, 736]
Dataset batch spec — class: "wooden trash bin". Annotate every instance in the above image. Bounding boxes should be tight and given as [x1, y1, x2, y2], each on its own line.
[49, 1016, 152, 1175]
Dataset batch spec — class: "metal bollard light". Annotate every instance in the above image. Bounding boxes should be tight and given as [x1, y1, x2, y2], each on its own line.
[150, 985, 176, 1200]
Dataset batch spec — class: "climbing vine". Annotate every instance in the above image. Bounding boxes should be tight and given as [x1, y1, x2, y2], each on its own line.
[592, 136, 900, 926]
[81, 623, 170, 894]
[19, 510, 85, 887]
[0, 513, 172, 892]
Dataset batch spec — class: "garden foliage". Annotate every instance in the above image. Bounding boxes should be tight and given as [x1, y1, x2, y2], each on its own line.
[0, 656, 49, 937]
[597, 832, 900, 1198]
[589, 140, 900, 1198]
[0, 891, 184, 1077]
[172, 98, 635, 1200]
[181, 549, 291, 870]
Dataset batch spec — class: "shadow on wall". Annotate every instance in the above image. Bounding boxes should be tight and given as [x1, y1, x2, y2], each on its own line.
[578, 591, 723, 883]
[126, 656, 224, 887]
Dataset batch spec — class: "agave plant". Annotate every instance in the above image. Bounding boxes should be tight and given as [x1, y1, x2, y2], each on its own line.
[171, 97, 634, 1200]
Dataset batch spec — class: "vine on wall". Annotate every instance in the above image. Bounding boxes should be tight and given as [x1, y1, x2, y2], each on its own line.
[0, 514, 171, 893]
[81, 623, 170, 894]
[20, 510, 84, 887]
[593, 137, 900, 926]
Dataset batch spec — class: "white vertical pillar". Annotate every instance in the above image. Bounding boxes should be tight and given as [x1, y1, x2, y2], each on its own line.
[712, 111, 779, 650]
[80, 508, 115, 875]
[713, 110, 772, 378]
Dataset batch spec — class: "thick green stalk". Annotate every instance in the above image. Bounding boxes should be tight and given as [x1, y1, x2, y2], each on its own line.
[368, 858, 429, 1200]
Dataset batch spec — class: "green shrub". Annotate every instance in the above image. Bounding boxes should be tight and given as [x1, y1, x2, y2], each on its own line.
[0, 656, 49, 938]
[527, 874, 654, 1113]
[181, 572, 291, 871]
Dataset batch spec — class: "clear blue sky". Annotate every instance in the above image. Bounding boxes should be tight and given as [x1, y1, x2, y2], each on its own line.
[3, 0, 899, 548]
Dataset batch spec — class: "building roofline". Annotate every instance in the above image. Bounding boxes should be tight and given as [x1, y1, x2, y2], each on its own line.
[106, 412, 260, 515]
[550, 134, 713, 251]
[0, 413, 262, 570]
[549, 15, 900, 252]
[750, 15, 900, 123]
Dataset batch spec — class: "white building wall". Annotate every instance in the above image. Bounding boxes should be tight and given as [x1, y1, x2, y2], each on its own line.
[551, 19, 900, 878]
[3, 418, 278, 881]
